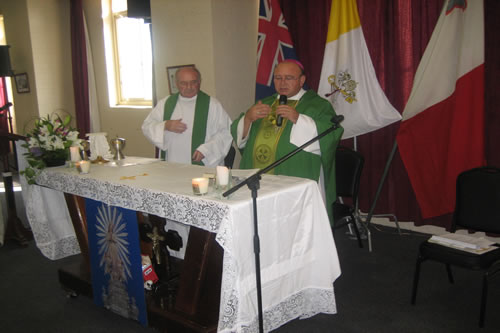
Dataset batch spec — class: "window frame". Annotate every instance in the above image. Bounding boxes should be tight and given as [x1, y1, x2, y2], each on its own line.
[110, 10, 152, 107]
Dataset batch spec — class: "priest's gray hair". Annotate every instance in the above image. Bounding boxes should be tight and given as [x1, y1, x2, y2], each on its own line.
[175, 66, 201, 82]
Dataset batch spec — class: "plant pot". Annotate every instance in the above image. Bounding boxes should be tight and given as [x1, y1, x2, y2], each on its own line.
[42, 149, 68, 167]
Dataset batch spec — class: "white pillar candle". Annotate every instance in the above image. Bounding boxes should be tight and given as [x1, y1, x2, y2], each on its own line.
[216, 166, 229, 186]
[79, 160, 91, 174]
[70, 146, 81, 162]
[192, 177, 209, 195]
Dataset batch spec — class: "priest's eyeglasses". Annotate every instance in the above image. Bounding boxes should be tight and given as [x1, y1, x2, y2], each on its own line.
[177, 80, 200, 87]
[274, 75, 300, 82]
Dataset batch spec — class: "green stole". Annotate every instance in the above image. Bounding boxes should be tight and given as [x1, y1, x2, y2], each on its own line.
[161, 91, 210, 165]
[252, 99, 299, 172]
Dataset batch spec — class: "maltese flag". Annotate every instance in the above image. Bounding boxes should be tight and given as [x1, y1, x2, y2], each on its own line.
[397, 0, 485, 218]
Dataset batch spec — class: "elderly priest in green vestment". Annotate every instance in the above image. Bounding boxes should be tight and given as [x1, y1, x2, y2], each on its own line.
[142, 66, 233, 259]
[231, 60, 343, 223]
[142, 66, 232, 167]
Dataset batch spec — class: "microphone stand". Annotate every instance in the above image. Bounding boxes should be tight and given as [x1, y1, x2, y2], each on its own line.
[223, 115, 344, 333]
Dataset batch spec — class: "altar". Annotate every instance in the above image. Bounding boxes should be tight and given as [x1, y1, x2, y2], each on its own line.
[35, 159, 341, 332]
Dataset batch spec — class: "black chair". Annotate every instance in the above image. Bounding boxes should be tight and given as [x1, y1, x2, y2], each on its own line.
[224, 145, 236, 168]
[411, 166, 500, 328]
[332, 145, 365, 248]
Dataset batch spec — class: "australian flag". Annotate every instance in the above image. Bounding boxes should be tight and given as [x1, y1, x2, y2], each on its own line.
[255, 0, 299, 101]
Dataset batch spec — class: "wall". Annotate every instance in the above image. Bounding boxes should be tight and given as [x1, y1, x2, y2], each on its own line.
[211, 0, 257, 120]
[150, 0, 216, 100]
[1, 0, 258, 160]
[0, 0, 76, 134]
[0, 0, 38, 134]
[27, 0, 75, 121]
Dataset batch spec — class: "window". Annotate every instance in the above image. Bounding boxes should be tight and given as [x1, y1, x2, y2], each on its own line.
[103, 0, 152, 107]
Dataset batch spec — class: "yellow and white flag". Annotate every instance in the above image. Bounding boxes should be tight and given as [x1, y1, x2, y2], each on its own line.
[318, 0, 401, 139]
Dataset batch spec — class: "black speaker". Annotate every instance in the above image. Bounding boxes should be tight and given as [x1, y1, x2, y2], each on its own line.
[0, 45, 12, 77]
[127, 0, 151, 20]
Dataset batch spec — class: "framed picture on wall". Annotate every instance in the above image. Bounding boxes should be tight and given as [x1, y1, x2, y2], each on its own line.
[166, 64, 195, 95]
[14, 73, 30, 93]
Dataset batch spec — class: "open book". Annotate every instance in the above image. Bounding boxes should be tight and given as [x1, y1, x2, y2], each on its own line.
[429, 233, 498, 255]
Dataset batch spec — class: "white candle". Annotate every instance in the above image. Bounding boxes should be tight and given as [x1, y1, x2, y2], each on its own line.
[216, 166, 229, 186]
[192, 177, 209, 195]
[70, 146, 81, 162]
[79, 160, 91, 174]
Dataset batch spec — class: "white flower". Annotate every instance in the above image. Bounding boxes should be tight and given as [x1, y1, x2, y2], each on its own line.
[28, 137, 40, 148]
[51, 136, 65, 150]
[66, 131, 79, 142]
[38, 133, 49, 142]
[39, 124, 51, 136]
[72, 139, 83, 149]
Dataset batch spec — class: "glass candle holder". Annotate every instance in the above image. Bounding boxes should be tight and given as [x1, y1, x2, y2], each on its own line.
[192, 177, 209, 195]
[76, 160, 91, 174]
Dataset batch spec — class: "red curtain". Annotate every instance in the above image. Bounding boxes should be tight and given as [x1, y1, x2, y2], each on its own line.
[70, 0, 90, 139]
[0, 77, 10, 155]
[281, 0, 500, 228]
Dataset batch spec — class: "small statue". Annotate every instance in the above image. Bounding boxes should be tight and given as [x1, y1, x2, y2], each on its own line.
[146, 226, 169, 281]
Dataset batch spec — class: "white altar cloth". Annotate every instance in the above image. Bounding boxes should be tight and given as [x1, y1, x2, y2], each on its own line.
[16, 141, 81, 259]
[36, 160, 341, 332]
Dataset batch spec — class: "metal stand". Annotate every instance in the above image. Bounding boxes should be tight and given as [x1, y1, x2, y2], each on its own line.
[363, 140, 400, 252]
[224, 115, 344, 333]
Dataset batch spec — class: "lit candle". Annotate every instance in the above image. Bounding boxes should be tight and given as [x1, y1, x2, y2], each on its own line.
[79, 160, 91, 174]
[192, 177, 209, 195]
[70, 146, 81, 162]
[216, 166, 229, 186]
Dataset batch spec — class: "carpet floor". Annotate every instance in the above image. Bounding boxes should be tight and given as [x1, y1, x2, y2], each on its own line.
[1, 224, 500, 333]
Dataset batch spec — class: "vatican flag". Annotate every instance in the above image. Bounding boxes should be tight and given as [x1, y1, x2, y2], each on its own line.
[318, 0, 401, 139]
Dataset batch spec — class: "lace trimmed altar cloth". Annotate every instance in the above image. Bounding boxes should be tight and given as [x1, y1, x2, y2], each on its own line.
[35, 160, 341, 332]
[16, 141, 81, 259]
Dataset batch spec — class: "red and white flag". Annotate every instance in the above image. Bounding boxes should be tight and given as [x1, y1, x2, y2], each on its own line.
[397, 0, 485, 219]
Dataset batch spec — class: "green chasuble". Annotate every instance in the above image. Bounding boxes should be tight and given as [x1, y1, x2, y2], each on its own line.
[162, 91, 210, 166]
[231, 90, 344, 224]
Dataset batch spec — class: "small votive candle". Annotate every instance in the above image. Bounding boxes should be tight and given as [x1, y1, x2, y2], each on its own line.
[79, 160, 91, 174]
[192, 177, 209, 195]
[70, 146, 81, 162]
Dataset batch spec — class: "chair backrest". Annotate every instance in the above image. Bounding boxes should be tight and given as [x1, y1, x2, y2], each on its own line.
[453, 166, 500, 234]
[335, 146, 365, 201]
[224, 145, 236, 169]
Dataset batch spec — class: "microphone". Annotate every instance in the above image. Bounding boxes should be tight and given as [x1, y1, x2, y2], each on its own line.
[277, 95, 287, 127]
[331, 115, 344, 126]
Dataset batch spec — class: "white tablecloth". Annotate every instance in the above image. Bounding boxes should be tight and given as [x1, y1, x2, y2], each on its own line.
[36, 160, 341, 332]
[16, 141, 81, 259]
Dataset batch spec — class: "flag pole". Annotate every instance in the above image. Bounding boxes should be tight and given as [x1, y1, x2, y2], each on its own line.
[363, 139, 399, 251]
[350, 136, 400, 251]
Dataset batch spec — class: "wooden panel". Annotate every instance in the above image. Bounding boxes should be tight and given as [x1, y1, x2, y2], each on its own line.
[64, 193, 90, 271]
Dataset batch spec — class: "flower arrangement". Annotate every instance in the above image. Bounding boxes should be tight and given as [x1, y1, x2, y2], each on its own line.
[21, 113, 82, 184]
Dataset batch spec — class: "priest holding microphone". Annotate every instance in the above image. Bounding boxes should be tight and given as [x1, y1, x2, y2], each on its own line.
[231, 60, 343, 222]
